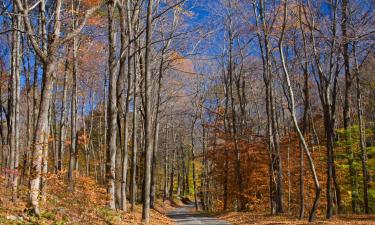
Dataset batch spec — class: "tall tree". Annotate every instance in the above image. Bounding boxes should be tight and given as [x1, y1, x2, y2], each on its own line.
[142, 0, 154, 222]
[278, 2, 321, 221]
[13, 0, 101, 214]
[252, 0, 283, 214]
[106, 0, 118, 210]
[9, 1, 21, 202]
[304, 0, 342, 217]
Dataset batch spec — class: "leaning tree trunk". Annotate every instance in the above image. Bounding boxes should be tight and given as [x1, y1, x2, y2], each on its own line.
[278, 3, 321, 220]
[28, 59, 55, 215]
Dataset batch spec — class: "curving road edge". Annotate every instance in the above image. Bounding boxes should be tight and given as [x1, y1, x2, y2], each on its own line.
[167, 203, 233, 225]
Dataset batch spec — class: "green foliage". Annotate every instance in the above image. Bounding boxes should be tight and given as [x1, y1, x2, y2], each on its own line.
[368, 146, 375, 155]
[95, 206, 121, 223]
[25, 215, 40, 225]
[41, 211, 55, 220]
[336, 125, 375, 212]
[52, 220, 68, 225]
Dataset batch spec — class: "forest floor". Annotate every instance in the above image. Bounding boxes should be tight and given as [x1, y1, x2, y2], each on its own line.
[218, 211, 375, 225]
[0, 173, 174, 225]
[2, 173, 375, 225]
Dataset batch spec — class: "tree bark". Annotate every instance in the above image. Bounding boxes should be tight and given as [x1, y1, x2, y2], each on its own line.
[278, 3, 321, 220]
[58, 53, 69, 172]
[130, 57, 138, 212]
[142, 0, 154, 222]
[68, 22, 78, 188]
[106, 0, 118, 210]
[191, 117, 198, 211]
[10, 2, 21, 201]
[341, 0, 357, 213]
[354, 46, 369, 213]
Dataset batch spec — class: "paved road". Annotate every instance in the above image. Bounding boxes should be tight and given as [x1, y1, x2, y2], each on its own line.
[167, 204, 232, 225]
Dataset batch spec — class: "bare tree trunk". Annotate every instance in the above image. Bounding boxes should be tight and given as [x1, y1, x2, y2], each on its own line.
[130, 35, 139, 212]
[150, 122, 159, 208]
[121, 92, 130, 212]
[82, 96, 90, 177]
[163, 125, 169, 201]
[68, 27, 78, 188]
[271, 91, 283, 214]
[21, 39, 32, 183]
[176, 151, 182, 197]
[222, 59, 230, 211]
[297, 3, 309, 218]
[150, 35, 174, 205]
[14, 13, 21, 200]
[223, 123, 229, 210]
[130, 79, 138, 209]
[103, 73, 108, 184]
[253, 1, 282, 213]
[278, 3, 321, 220]
[306, 0, 340, 217]
[354, 46, 369, 213]
[0, 58, 4, 175]
[287, 137, 291, 213]
[28, 59, 55, 215]
[115, 11, 128, 205]
[191, 117, 198, 211]
[10, 2, 21, 201]
[341, 0, 357, 213]
[26, 0, 54, 213]
[41, 102, 53, 202]
[169, 126, 177, 199]
[142, 0, 154, 222]
[169, 146, 176, 199]
[201, 115, 208, 211]
[182, 151, 186, 196]
[12, 0, 100, 213]
[185, 148, 190, 196]
[88, 92, 95, 176]
[115, 86, 123, 209]
[51, 90, 58, 174]
[58, 54, 69, 172]
[119, 0, 132, 211]
[227, 23, 244, 210]
[106, 0, 118, 210]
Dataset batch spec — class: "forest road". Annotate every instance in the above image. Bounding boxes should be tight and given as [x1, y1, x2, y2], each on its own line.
[167, 203, 232, 225]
